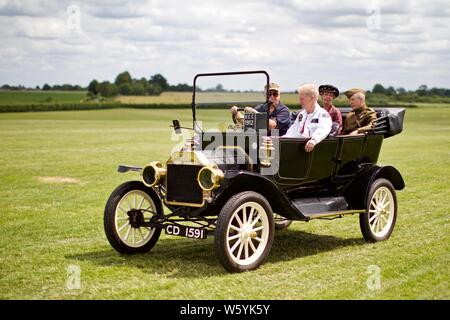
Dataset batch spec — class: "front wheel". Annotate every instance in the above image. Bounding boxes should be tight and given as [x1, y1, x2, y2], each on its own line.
[104, 181, 162, 254]
[215, 191, 274, 272]
[359, 178, 397, 242]
[273, 213, 292, 230]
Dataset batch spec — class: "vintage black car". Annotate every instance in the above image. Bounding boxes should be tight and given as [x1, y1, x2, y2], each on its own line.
[104, 71, 405, 272]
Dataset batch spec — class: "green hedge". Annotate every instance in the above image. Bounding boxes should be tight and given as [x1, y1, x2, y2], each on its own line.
[124, 103, 192, 109]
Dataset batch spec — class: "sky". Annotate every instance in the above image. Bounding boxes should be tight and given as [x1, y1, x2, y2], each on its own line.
[0, 0, 449, 91]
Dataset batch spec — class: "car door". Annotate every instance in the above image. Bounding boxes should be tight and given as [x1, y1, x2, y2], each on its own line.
[332, 135, 365, 180]
[274, 137, 339, 186]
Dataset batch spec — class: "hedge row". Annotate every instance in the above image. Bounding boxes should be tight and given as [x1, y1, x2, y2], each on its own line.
[0, 102, 417, 113]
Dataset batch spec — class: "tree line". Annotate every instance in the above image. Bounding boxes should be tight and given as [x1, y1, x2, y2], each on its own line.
[86, 71, 194, 98]
[1, 84, 84, 91]
[367, 83, 450, 103]
[2, 74, 449, 101]
[0, 71, 195, 98]
[370, 83, 450, 97]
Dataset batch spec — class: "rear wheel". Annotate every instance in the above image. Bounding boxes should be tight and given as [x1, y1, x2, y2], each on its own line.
[215, 191, 274, 272]
[359, 178, 397, 242]
[104, 181, 162, 254]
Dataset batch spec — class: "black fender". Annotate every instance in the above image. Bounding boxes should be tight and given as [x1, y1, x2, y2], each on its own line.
[117, 165, 142, 173]
[344, 165, 405, 209]
[214, 171, 308, 221]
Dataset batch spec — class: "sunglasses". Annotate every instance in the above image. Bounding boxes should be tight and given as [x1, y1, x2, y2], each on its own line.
[268, 91, 279, 97]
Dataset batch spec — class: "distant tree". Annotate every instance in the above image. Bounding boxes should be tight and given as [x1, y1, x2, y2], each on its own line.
[416, 84, 429, 96]
[146, 83, 163, 95]
[98, 81, 118, 97]
[149, 74, 169, 91]
[430, 87, 450, 97]
[397, 87, 406, 94]
[372, 83, 386, 94]
[169, 83, 194, 92]
[118, 83, 133, 95]
[115, 71, 132, 86]
[385, 86, 396, 96]
[135, 78, 150, 94]
[88, 80, 99, 95]
[43, 84, 51, 91]
[132, 82, 146, 95]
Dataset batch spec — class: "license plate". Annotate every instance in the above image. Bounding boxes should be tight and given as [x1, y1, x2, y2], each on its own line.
[165, 224, 207, 239]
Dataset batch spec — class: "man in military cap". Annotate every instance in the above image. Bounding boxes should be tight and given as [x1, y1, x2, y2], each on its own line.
[319, 84, 342, 135]
[342, 88, 377, 135]
[230, 82, 290, 135]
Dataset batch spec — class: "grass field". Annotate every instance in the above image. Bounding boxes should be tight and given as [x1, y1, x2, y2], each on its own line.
[0, 107, 449, 300]
[0, 90, 424, 108]
[0, 91, 87, 105]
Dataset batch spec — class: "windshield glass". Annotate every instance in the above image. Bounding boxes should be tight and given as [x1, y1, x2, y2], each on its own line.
[193, 72, 268, 132]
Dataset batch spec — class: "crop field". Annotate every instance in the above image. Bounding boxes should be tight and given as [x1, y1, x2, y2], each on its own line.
[0, 90, 349, 107]
[116, 92, 330, 106]
[0, 107, 449, 299]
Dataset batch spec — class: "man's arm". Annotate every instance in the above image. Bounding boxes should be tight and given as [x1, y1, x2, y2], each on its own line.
[356, 109, 377, 133]
[283, 117, 300, 137]
[335, 108, 343, 130]
[275, 106, 291, 132]
[311, 113, 332, 144]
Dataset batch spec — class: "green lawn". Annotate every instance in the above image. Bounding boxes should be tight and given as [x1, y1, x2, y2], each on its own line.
[0, 108, 449, 299]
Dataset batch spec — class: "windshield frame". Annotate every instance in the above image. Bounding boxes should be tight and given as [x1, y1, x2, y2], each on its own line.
[191, 70, 270, 133]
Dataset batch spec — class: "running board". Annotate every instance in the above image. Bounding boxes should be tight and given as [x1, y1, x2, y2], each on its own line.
[303, 209, 365, 220]
[291, 196, 365, 219]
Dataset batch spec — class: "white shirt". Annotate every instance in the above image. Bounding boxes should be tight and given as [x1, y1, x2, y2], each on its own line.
[283, 103, 332, 144]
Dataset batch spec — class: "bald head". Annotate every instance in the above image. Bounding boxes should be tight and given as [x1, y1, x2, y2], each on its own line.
[349, 92, 366, 110]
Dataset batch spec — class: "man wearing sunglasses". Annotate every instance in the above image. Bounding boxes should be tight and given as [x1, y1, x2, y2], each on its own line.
[230, 82, 290, 136]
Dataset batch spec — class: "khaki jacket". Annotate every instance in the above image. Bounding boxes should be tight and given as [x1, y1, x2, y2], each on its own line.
[343, 105, 377, 134]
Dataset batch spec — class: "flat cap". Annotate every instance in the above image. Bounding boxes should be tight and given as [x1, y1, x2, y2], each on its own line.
[319, 84, 339, 97]
[345, 88, 366, 99]
[265, 82, 280, 92]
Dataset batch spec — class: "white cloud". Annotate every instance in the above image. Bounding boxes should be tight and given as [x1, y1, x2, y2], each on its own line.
[13, 16, 66, 39]
[0, 0, 449, 90]
[0, 0, 60, 17]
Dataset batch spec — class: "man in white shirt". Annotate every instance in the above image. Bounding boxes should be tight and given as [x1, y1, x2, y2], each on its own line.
[283, 84, 332, 152]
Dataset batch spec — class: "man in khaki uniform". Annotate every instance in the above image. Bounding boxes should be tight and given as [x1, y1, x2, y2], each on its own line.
[342, 88, 377, 135]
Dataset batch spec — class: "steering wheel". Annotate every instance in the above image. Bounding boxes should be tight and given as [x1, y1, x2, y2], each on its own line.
[232, 107, 245, 124]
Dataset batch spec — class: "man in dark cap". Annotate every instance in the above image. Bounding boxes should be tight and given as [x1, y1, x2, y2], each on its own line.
[319, 84, 343, 134]
[342, 88, 377, 135]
